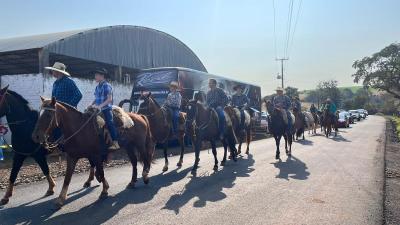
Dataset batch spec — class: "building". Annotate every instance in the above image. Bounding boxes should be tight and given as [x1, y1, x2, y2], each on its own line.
[0, 25, 207, 111]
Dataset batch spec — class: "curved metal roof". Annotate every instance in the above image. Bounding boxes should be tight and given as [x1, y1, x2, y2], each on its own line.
[0, 25, 207, 72]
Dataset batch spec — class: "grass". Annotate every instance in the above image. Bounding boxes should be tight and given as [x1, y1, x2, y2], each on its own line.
[392, 116, 400, 139]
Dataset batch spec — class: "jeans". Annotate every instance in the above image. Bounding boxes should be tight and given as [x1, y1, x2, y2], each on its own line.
[102, 108, 118, 141]
[169, 107, 180, 134]
[214, 106, 225, 136]
[286, 110, 292, 130]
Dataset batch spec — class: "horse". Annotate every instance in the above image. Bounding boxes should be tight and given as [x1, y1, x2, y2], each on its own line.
[224, 106, 252, 155]
[293, 107, 305, 141]
[321, 108, 337, 137]
[32, 97, 154, 208]
[185, 99, 238, 172]
[137, 92, 186, 172]
[304, 111, 317, 135]
[0, 86, 56, 205]
[265, 100, 294, 160]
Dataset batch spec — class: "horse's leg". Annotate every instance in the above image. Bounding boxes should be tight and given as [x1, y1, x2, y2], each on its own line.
[284, 135, 289, 154]
[274, 135, 281, 160]
[221, 139, 228, 166]
[162, 141, 169, 172]
[125, 146, 138, 189]
[96, 160, 109, 199]
[211, 140, 218, 171]
[55, 155, 78, 208]
[138, 143, 151, 185]
[177, 132, 185, 167]
[1, 153, 26, 205]
[33, 152, 56, 196]
[245, 128, 251, 155]
[83, 159, 95, 188]
[192, 137, 201, 171]
[288, 134, 293, 156]
[237, 137, 242, 155]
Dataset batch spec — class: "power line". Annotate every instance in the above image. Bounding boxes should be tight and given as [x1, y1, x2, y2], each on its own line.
[284, 0, 294, 58]
[287, 0, 303, 57]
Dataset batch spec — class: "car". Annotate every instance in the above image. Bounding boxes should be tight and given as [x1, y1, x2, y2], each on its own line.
[357, 109, 367, 119]
[337, 112, 350, 128]
[341, 111, 354, 124]
[349, 110, 361, 121]
[260, 112, 269, 129]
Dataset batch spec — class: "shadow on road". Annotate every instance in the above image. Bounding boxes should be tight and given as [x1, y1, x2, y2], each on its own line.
[271, 156, 310, 180]
[331, 134, 351, 142]
[162, 154, 255, 214]
[295, 139, 313, 146]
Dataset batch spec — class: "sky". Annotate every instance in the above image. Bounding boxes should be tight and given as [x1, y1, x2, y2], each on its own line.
[1, 0, 399, 95]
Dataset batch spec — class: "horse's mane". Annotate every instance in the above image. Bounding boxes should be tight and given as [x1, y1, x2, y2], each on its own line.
[56, 101, 81, 114]
[7, 90, 30, 106]
[149, 96, 161, 108]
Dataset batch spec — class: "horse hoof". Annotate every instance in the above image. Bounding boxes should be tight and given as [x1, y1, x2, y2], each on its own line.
[126, 182, 135, 189]
[99, 192, 108, 199]
[228, 155, 232, 160]
[143, 176, 150, 185]
[45, 190, 55, 196]
[177, 162, 182, 167]
[55, 199, 64, 209]
[0, 198, 9, 205]
[162, 166, 168, 172]
[237, 150, 242, 155]
[275, 155, 280, 160]
[245, 150, 249, 155]
[220, 161, 226, 166]
[83, 182, 91, 188]
[213, 165, 218, 171]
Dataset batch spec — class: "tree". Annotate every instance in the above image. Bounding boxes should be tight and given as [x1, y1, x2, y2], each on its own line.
[317, 80, 342, 107]
[340, 88, 354, 100]
[352, 43, 400, 99]
[305, 90, 320, 105]
[284, 86, 299, 99]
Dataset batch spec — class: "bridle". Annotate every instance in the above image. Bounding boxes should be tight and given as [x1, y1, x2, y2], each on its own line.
[186, 102, 213, 137]
[0, 91, 27, 126]
[40, 104, 99, 149]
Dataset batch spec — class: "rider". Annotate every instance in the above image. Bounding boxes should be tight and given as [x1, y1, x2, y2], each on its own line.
[326, 98, 338, 129]
[90, 68, 120, 150]
[165, 81, 182, 135]
[45, 62, 82, 143]
[292, 96, 302, 112]
[231, 84, 249, 128]
[272, 87, 292, 129]
[310, 103, 317, 114]
[206, 79, 229, 139]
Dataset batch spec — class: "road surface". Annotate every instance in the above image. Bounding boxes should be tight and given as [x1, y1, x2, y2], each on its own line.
[0, 116, 385, 225]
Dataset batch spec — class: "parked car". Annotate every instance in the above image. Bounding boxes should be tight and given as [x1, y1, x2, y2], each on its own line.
[341, 111, 354, 124]
[260, 112, 268, 129]
[357, 109, 367, 118]
[349, 110, 361, 121]
[337, 112, 350, 128]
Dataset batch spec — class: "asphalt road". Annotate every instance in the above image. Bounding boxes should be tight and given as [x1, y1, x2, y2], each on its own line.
[0, 115, 385, 225]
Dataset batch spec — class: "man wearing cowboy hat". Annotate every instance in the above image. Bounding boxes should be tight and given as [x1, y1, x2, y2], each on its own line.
[206, 78, 229, 139]
[165, 81, 182, 134]
[272, 87, 292, 128]
[292, 96, 302, 112]
[232, 84, 249, 128]
[91, 68, 120, 150]
[46, 62, 82, 108]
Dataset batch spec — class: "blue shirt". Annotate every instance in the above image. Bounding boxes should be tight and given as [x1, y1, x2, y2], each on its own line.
[206, 87, 228, 108]
[52, 76, 82, 107]
[273, 95, 292, 110]
[232, 94, 249, 108]
[94, 81, 113, 110]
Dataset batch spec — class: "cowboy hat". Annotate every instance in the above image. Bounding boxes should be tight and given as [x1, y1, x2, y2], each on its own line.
[44, 62, 70, 76]
[92, 68, 108, 76]
[233, 84, 244, 91]
[275, 87, 284, 92]
[169, 81, 179, 88]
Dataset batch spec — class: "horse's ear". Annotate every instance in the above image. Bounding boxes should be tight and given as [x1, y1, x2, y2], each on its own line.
[51, 96, 56, 106]
[0, 85, 9, 95]
[147, 92, 152, 97]
[40, 96, 45, 102]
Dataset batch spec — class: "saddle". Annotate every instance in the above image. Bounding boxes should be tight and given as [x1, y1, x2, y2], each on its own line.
[162, 107, 186, 131]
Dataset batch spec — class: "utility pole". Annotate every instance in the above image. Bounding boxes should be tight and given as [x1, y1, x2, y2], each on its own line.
[276, 58, 288, 89]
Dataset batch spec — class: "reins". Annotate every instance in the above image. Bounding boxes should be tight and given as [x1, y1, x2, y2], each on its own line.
[42, 105, 99, 149]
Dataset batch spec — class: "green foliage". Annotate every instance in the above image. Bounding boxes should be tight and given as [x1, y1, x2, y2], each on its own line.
[317, 80, 342, 106]
[392, 117, 400, 139]
[284, 86, 299, 99]
[352, 43, 400, 100]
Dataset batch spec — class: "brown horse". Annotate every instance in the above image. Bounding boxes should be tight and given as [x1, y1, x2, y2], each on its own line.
[32, 97, 154, 208]
[185, 99, 237, 172]
[224, 106, 252, 155]
[137, 93, 186, 172]
[293, 108, 305, 141]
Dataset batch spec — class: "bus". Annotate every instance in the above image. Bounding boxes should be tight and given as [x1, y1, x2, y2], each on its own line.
[119, 67, 262, 114]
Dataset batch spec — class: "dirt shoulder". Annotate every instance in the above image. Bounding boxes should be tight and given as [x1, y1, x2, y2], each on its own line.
[383, 119, 400, 225]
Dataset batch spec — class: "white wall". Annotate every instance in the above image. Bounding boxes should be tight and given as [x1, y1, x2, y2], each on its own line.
[0, 73, 133, 143]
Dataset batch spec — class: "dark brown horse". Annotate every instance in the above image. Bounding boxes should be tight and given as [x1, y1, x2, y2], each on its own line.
[0, 86, 55, 205]
[293, 108, 305, 140]
[224, 106, 252, 155]
[32, 97, 154, 208]
[321, 108, 337, 137]
[137, 93, 186, 172]
[185, 100, 237, 172]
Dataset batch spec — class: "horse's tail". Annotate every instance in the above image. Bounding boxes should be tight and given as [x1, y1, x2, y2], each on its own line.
[139, 115, 156, 165]
[296, 127, 304, 138]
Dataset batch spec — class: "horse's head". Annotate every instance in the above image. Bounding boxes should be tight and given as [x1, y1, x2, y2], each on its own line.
[185, 99, 199, 132]
[0, 85, 10, 117]
[32, 96, 57, 144]
[265, 100, 276, 115]
[138, 92, 160, 116]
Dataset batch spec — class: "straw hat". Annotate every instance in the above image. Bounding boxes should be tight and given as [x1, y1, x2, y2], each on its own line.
[169, 81, 179, 88]
[233, 84, 244, 91]
[44, 62, 70, 76]
[275, 87, 284, 92]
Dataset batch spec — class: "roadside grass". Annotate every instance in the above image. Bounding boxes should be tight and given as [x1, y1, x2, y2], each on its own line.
[392, 116, 400, 139]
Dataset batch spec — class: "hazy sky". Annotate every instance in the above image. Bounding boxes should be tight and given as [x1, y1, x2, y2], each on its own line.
[1, 0, 399, 95]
